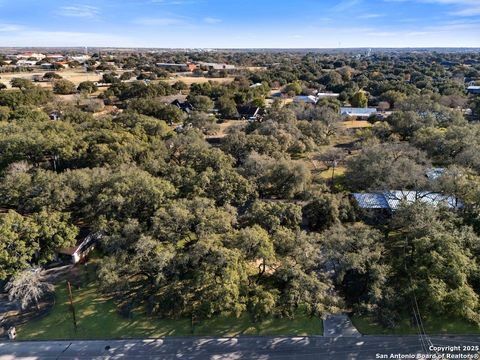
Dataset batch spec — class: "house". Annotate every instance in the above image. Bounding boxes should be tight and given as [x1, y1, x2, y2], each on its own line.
[53, 61, 69, 68]
[294, 95, 317, 104]
[16, 52, 45, 61]
[40, 63, 54, 69]
[237, 106, 264, 121]
[70, 55, 91, 63]
[352, 190, 462, 213]
[57, 231, 98, 264]
[197, 62, 235, 70]
[171, 99, 194, 114]
[467, 86, 480, 95]
[16, 60, 37, 67]
[340, 107, 377, 118]
[316, 92, 340, 99]
[187, 63, 198, 72]
[46, 54, 64, 60]
[157, 63, 188, 70]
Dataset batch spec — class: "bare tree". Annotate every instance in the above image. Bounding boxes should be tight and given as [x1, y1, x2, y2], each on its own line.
[6, 269, 54, 310]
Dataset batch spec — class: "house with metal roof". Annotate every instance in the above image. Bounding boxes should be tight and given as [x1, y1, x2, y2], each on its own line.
[353, 191, 462, 212]
[340, 107, 377, 118]
[294, 95, 318, 104]
[467, 86, 480, 95]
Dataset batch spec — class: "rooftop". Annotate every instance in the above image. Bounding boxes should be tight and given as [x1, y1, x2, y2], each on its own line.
[353, 190, 462, 211]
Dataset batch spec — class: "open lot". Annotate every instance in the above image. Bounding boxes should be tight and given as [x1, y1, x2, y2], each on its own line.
[0, 68, 103, 89]
[17, 267, 323, 340]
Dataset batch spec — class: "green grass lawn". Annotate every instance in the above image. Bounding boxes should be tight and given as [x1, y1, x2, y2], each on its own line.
[17, 282, 323, 340]
[352, 314, 480, 335]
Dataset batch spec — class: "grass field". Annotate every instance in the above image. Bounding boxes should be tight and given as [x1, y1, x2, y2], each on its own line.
[352, 314, 480, 335]
[17, 281, 323, 340]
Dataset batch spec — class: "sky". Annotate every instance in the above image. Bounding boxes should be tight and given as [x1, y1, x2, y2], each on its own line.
[0, 0, 479, 48]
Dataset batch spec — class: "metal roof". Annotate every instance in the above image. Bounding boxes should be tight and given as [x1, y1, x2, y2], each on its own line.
[340, 107, 377, 116]
[353, 193, 389, 209]
[353, 191, 462, 211]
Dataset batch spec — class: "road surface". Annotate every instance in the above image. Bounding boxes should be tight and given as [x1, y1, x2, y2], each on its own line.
[1, 336, 480, 360]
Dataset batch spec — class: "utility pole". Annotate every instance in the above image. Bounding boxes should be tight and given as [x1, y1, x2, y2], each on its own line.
[67, 281, 77, 333]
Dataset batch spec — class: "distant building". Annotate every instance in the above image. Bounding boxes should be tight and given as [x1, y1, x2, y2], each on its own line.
[237, 106, 264, 121]
[40, 63, 54, 69]
[198, 62, 235, 70]
[467, 86, 480, 95]
[171, 99, 194, 114]
[316, 92, 340, 98]
[352, 190, 462, 213]
[294, 95, 317, 104]
[340, 107, 377, 118]
[16, 60, 38, 67]
[16, 52, 45, 60]
[70, 55, 91, 63]
[46, 54, 64, 60]
[157, 63, 188, 70]
[57, 231, 98, 264]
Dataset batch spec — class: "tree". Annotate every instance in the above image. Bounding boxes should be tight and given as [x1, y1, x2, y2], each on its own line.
[321, 223, 387, 310]
[77, 81, 98, 94]
[6, 269, 54, 310]
[33, 211, 78, 264]
[120, 72, 134, 81]
[188, 95, 214, 112]
[351, 90, 368, 108]
[53, 80, 77, 95]
[0, 211, 39, 280]
[173, 81, 188, 91]
[303, 194, 340, 231]
[389, 203, 480, 323]
[10, 78, 34, 90]
[43, 72, 62, 80]
[345, 142, 429, 191]
[187, 111, 219, 134]
[217, 96, 239, 119]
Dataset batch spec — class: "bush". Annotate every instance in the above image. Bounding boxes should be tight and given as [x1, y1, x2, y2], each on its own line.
[53, 80, 76, 95]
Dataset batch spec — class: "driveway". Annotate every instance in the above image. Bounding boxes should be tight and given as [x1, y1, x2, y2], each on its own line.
[323, 315, 362, 337]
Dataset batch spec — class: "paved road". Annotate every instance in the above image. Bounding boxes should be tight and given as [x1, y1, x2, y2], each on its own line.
[1, 336, 480, 360]
[323, 315, 362, 337]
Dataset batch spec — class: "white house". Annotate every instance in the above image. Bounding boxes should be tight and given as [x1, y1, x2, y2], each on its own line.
[294, 95, 318, 104]
[340, 107, 377, 118]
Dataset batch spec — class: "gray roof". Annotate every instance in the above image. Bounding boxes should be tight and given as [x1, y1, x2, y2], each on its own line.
[353, 193, 389, 209]
[353, 191, 462, 211]
[340, 107, 377, 116]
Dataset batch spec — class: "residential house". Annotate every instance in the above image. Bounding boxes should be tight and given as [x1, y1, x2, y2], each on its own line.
[467, 86, 480, 95]
[198, 62, 235, 70]
[316, 92, 340, 99]
[294, 95, 317, 104]
[16, 52, 45, 61]
[237, 106, 264, 121]
[16, 60, 38, 67]
[171, 99, 194, 114]
[340, 107, 377, 118]
[45, 54, 64, 61]
[57, 231, 98, 264]
[352, 190, 462, 214]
